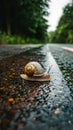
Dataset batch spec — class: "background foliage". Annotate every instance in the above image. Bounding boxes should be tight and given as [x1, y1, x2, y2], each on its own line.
[48, 2, 73, 44]
[0, 0, 49, 44]
[0, 1, 73, 44]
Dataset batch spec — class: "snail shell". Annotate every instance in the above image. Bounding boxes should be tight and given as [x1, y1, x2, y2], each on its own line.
[24, 61, 44, 77]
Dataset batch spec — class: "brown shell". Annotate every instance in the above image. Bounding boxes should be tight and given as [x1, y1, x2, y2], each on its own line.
[23, 61, 44, 77]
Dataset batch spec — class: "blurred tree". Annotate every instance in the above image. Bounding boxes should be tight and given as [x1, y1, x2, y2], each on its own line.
[0, 0, 17, 35]
[0, 0, 49, 42]
[48, 2, 73, 43]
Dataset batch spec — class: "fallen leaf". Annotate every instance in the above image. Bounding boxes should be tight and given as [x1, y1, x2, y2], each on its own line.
[8, 98, 14, 102]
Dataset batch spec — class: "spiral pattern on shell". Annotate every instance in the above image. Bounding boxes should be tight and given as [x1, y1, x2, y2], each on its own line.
[24, 61, 44, 77]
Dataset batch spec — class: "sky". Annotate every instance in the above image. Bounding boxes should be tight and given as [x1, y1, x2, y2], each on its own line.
[47, 0, 71, 32]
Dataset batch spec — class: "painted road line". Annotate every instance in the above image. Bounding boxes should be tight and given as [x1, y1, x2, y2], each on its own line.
[62, 47, 73, 52]
[41, 45, 70, 103]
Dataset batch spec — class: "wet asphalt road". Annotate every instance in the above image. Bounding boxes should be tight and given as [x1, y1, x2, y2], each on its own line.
[0, 44, 73, 130]
[0, 44, 41, 60]
[49, 44, 73, 97]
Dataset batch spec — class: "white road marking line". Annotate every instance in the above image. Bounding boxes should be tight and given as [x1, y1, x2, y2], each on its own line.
[62, 47, 73, 52]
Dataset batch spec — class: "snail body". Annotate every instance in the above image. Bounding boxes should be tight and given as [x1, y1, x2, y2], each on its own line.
[24, 61, 44, 77]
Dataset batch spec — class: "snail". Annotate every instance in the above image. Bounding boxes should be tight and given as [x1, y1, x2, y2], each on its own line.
[20, 61, 50, 81]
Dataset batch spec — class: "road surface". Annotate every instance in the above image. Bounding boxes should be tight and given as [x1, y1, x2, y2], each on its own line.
[0, 44, 73, 130]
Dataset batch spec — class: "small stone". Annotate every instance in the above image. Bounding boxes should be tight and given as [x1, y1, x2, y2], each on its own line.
[54, 108, 61, 114]
[8, 98, 14, 102]
[68, 120, 71, 124]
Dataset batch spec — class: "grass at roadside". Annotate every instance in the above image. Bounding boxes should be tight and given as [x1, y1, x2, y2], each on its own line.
[0, 31, 41, 44]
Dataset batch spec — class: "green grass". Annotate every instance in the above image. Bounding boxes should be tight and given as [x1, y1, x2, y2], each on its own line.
[0, 31, 40, 44]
